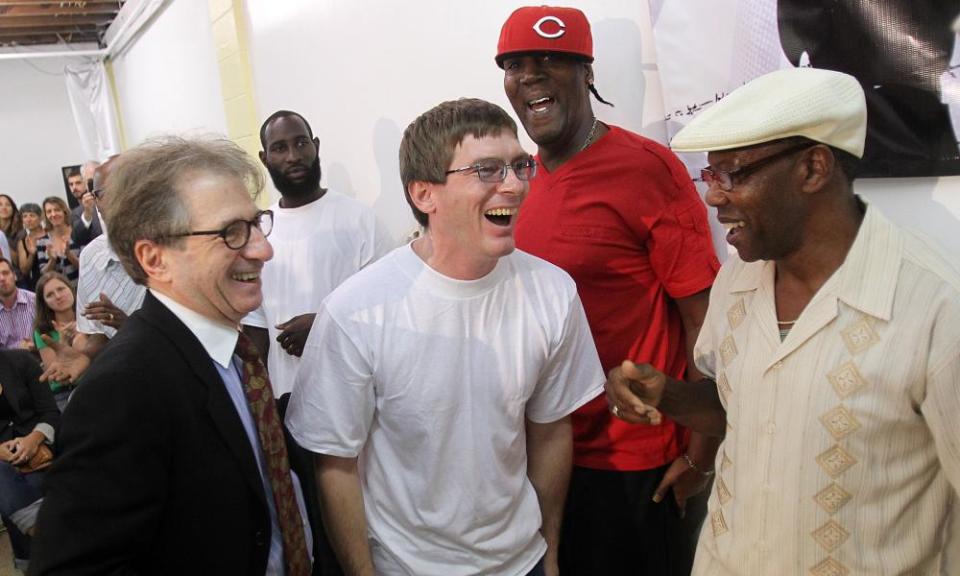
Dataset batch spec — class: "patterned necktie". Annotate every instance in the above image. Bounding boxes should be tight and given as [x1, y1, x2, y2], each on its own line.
[234, 332, 311, 576]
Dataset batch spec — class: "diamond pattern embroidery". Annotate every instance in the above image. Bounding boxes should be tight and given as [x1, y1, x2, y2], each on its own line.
[811, 520, 850, 552]
[840, 318, 880, 355]
[721, 450, 733, 473]
[716, 475, 732, 505]
[817, 445, 857, 479]
[814, 483, 853, 515]
[810, 557, 850, 576]
[819, 405, 862, 441]
[717, 371, 733, 404]
[727, 298, 747, 329]
[827, 362, 868, 399]
[710, 509, 728, 537]
[719, 335, 738, 367]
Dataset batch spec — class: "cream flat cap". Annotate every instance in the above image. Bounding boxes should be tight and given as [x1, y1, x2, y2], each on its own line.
[671, 67, 867, 158]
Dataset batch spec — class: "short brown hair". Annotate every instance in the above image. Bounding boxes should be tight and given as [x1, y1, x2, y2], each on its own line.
[399, 98, 518, 227]
[104, 136, 264, 284]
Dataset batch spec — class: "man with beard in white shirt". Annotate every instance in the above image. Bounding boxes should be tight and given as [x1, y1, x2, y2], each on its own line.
[243, 110, 391, 397]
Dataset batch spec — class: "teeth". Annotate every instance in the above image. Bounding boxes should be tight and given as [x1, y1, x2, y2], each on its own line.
[721, 221, 746, 231]
[233, 272, 259, 282]
[484, 208, 517, 217]
[528, 97, 550, 105]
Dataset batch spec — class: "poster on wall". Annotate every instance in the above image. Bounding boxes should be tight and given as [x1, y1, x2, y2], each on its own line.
[651, 0, 960, 178]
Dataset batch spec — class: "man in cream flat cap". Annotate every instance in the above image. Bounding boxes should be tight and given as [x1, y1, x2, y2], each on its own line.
[606, 67, 960, 575]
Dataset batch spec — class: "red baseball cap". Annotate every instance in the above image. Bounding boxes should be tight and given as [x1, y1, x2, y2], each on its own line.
[496, 6, 593, 68]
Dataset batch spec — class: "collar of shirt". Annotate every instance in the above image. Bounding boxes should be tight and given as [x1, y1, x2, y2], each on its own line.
[3, 289, 33, 311]
[149, 289, 239, 368]
[726, 201, 900, 322]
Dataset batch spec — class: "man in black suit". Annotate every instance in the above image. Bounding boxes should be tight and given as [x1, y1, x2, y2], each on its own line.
[68, 162, 103, 250]
[30, 137, 312, 575]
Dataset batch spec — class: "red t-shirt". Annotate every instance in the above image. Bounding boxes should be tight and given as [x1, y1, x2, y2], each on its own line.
[515, 126, 719, 470]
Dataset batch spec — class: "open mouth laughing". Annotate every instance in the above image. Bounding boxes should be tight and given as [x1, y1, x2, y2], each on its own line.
[231, 271, 261, 283]
[527, 96, 555, 114]
[484, 207, 518, 226]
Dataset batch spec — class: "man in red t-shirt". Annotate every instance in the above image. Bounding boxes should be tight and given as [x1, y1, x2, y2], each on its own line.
[496, 6, 721, 575]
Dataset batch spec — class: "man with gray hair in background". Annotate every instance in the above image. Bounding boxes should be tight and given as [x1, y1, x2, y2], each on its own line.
[32, 137, 312, 575]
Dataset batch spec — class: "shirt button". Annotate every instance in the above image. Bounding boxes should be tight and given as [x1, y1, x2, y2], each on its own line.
[765, 421, 776, 435]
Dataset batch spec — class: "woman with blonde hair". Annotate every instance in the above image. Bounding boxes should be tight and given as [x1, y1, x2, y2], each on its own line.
[36, 197, 78, 283]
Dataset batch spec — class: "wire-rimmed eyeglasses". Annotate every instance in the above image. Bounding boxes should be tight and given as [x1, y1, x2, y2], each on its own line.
[445, 157, 537, 183]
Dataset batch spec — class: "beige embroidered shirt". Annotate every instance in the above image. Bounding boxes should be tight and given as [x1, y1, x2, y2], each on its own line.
[691, 205, 960, 576]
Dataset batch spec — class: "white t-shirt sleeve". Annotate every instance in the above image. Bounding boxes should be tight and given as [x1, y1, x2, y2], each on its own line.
[242, 304, 268, 329]
[285, 305, 375, 457]
[526, 293, 604, 423]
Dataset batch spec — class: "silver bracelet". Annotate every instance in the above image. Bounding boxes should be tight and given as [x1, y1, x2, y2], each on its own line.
[681, 453, 715, 477]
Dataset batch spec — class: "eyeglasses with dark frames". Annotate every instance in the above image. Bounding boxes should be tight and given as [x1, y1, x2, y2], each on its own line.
[445, 157, 537, 183]
[701, 143, 814, 191]
[167, 210, 274, 250]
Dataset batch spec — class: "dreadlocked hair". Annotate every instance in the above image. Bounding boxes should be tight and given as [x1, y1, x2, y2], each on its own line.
[589, 84, 614, 107]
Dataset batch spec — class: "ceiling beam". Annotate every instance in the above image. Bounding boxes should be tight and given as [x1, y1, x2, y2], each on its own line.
[0, 23, 98, 34]
[0, 5, 120, 18]
[0, 1, 121, 6]
[0, 15, 112, 28]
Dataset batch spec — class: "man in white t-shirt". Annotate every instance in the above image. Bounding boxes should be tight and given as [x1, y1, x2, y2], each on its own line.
[243, 110, 391, 397]
[286, 98, 604, 576]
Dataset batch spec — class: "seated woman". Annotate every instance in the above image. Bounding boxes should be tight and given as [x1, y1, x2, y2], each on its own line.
[33, 272, 86, 411]
[36, 197, 79, 284]
[0, 348, 60, 573]
[17, 203, 45, 292]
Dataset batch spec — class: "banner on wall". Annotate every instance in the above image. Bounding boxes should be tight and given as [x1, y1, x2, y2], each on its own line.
[651, 0, 960, 178]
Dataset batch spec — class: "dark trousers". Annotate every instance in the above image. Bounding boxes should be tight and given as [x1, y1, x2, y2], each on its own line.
[559, 464, 708, 576]
[525, 557, 545, 576]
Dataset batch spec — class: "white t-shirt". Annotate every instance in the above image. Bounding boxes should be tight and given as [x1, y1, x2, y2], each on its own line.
[286, 245, 604, 576]
[243, 190, 391, 396]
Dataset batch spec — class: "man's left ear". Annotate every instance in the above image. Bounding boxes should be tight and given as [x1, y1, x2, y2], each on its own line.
[135, 239, 171, 284]
[408, 180, 437, 217]
[800, 145, 834, 193]
[584, 63, 594, 86]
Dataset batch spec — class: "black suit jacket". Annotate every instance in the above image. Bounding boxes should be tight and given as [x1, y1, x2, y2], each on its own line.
[0, 349, 59, 443]
[31, 292, 274, 575]
[70, 205, 103, 248]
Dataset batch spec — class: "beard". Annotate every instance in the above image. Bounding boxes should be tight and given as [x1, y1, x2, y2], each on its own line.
[266, 156, 322, 198]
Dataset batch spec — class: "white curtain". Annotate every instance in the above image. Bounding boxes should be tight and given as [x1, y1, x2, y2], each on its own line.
[64, 58, 121, 162]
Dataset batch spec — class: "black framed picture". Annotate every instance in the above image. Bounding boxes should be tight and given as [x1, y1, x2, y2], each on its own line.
[60, 164, 82, 210]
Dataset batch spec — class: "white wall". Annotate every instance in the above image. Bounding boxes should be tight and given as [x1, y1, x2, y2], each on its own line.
[243, 0, 959, 257]
[0, 58, 87, 207]
[111, 0, 227, 147]
[244, 0, 660, 243]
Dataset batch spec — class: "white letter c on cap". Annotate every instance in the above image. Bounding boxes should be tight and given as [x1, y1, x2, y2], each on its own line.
[533, 15, 565, 39]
